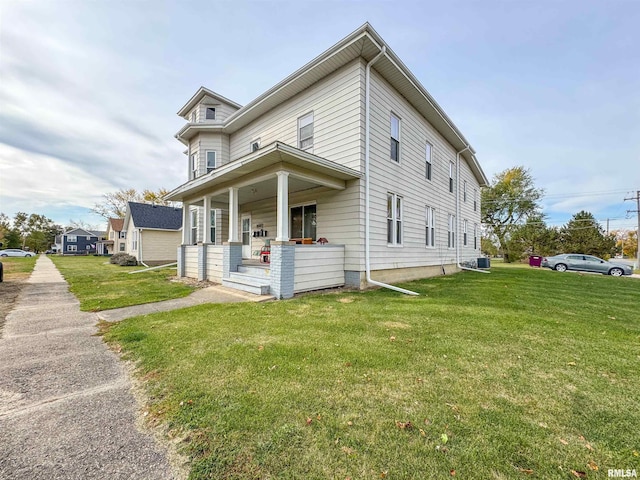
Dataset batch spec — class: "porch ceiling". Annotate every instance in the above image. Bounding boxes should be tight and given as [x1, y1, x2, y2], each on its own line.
[166, 141, 361, 203]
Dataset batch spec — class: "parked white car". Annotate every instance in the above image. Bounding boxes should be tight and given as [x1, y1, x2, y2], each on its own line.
[0, 249, 34, 257]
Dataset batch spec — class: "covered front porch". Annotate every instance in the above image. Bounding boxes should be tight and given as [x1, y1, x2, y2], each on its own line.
[169, 142, 361, 298]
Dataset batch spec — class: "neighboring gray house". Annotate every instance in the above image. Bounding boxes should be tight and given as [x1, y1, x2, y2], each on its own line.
[56, 228, 104, 255]
[122, 202, 182, 265]
[166, 23, 488, 298]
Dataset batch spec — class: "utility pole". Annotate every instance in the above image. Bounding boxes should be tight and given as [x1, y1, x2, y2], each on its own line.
[624, 190, 640, 269]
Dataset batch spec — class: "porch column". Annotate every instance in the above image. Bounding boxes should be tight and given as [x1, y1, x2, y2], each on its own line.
[276, 171, 290, 242]
[228, 187, 239, 243]
[203, 196, 212, 243]
[182, 203, 190, 245]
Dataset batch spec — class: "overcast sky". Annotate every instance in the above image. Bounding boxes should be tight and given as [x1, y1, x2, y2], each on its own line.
[1, 0, 638, 232]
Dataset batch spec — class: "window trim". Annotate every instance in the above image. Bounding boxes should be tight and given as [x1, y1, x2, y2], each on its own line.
[387, 193, 403, 247]
[205, 150, 217, 174]
[250, 138, 261, 152]
[132, 230, 138, 251]
[67, 244, 77, 252]
[289, 201, 317, 240]
[449, 162, 454, 193]
[205, 107, 216, 120]
[191, 110, 197, 123]
[448, 214, 456, 249]
[390, 113, 401, 163]
[474, 189, 478, 212]
[210, 209, 217, 245]
[425, 206, 435, 248]
[191, 153, 198, 178]
[463, 219, 468, 246]
[463, 181, 467, 203]
[298, 112, 314, 150]
[190, 209, 198, 245]
[67, 235, 77, 243]
[425, 142, 433, 180]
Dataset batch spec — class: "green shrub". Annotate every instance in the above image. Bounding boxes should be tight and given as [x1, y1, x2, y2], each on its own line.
[115, 254, 138, 266]
[109, 252, 129, 264]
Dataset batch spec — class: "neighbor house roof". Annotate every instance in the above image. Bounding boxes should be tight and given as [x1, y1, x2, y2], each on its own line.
[175, 22, 488, 186]
[126, 202, 182, 230]
[63, 227, 96, 237]
[109, 218, 124, 232]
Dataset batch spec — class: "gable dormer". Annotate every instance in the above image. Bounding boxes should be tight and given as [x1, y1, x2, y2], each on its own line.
[177, 87, 241, 124]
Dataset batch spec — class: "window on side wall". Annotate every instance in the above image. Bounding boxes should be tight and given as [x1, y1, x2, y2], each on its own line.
[67, 245, 77, 252]
[67, 235, 77, 242]
[251, 139, 260, 152]
[474, 189, 478, 212]
[290, 204, 316, 240]
[119, 243, 125, 252]
[191, 209, 198, 245]
[132, 231, 138, 251]
[425, 206, 435, 247]
[474, 224, 478, 250]
[448, 214, 456, 249]
[205, 107, 216, 120]
[390, 114, 400, 162]
[425, 142, 433, 180]
[463, 219, 468, 246]
[387, 193, 403, 245]
[449, 162, 454, 193]
[191, 153, 198, 178]
[210, 209, 216, 244]
[206, 151, 216, 173]
[298, 112, 314, 150]
[464, 181, 467, 203]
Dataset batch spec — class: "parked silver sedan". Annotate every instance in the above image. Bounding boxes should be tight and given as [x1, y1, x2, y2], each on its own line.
[541, 254, 633, 276]
[0, 249, 34, 257]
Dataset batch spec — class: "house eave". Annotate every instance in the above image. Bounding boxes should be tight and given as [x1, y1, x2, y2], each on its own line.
[177, 86, 242, 117]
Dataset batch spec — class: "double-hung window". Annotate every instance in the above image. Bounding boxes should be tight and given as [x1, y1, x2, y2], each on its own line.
[250, 139, 260, 152]
[463, 181, 467, 203]
[67, 245, 77, 252]
[474, 224, 478, 250]
[463, 219, 468, 246]
[206, 151, 216, 174]
[474, 189, 478, 212]
[298, 112, 314, 150]
[190, 209, 198, 245]
[290, 204, 316, 239]
[425, 142, 433, 180]
[449, 162, 454, 193]
[132, 231, 138, 251]
[390, 114, 400, 162]
[210, 209, 216, 244]
[425, 206, 435, 247]
[67, 235, 77, 243]
[448, 214, 456, 249]
[387, 193, 403, 245]
[191, 153, 198, 178]
[205, 107, 216, 120]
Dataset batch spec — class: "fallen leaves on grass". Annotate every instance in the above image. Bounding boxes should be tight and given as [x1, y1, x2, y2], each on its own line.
[341, 446, 355, 456]
[587, 460, 598, 471]
[567, 362, 577, 366]
[450, 469, 456, 476]
[559, 438, 569, 445]
[571, 470, 586, 478]
[390, 336, 396, 342]
[306, 417, 313, 426]
[518, 468, 534, 474]
[396, 421, 413, 430]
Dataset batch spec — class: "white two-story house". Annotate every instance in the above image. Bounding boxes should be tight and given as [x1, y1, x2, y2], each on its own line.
[166, 23, 488, 299]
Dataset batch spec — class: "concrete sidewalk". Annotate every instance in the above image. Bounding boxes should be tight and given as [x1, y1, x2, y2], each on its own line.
[0, 255, 181, 479]
[97, 283, 272, 323]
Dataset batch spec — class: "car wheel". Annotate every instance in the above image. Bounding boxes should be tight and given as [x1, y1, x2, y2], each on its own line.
[0, 254, 7, 257]
[25, 254, 33, 257]
[609, 267, 624, 277]
[554, 263, 567, 272]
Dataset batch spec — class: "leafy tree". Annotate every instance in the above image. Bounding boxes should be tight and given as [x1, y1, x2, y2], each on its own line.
[613, 230, 637, 259]
[481, 237, 499, 257]
[481, 167, 544, 262]
[0, 212, 62, 251]
[506, 215, 561, 260]
[560, 211, 616, 257]
[92, 188, 171, 219]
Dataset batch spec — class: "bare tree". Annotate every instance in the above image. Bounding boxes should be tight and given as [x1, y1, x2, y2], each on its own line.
[92, 188, 171, 219]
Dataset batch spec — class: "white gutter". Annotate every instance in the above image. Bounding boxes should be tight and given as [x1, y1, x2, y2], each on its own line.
[456, 146, 489, 274]
[365, 45, 419, 296]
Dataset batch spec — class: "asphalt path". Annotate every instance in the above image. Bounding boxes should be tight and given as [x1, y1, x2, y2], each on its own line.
[0, 255, 180, 479]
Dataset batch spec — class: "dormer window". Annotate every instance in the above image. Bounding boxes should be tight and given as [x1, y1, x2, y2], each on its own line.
[251, 139, 260, 152]
[191, 111, 196, 123]
[206, 151, 217, 173]
[191, 153, 198, 178]
[205, 107, 216, 120]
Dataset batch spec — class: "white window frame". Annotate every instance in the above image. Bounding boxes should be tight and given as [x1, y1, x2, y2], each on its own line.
[448, 214, 456, 249]
[67, 235, 77, 242]
[425, 142, 433, 180]
[474, 224, 478, 250]
[191, 110, 197, 123]
[449, 162, 454, 193]
[463, 219, 468, 246]
[474, 189, 478, 212]
[387, 193, 403, 246]
[67, 245, 77, 252]
[298, 112, 314, 150]
[205, 107, 216, 120]
[250, 139, 261, 152]
[206, 151, 217, 173]
[425, 206, 435, 248]
[191, 153, 198, 178]
[119, 242, 125, 252]
[132, 230, 138, 251]
[190, 209, 198, 245]
[210, 209, 217, 245]
[390, 113, 400, 163]
[464, 181, 467, 203]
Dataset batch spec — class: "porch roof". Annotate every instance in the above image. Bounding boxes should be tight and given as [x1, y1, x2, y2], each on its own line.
[165, 142, 362, 202]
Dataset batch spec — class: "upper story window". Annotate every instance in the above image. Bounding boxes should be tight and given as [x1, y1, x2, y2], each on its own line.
[463, 219, 468, 246]
[425, 142, 433, 180]
[474, 189, 478, 212]
[449, 162, 454, 193]
[191, 111, 197, 123]
[390, 114, 400, 162]
[67, 235, 77, 242]
[387, 193, 403, 245]
[205, 107, 216, 120]
[191, 153, 198, 178]
[120, 231, 126, 239]
[206, 151, 217, 173]
[448, 214, 456, 249]
[474, 224, 478, 249]
[298, 112, 314, 150]
[251, 139, 260, 152]
[464, 181, 467, 202]
[425, 206, 435, 247]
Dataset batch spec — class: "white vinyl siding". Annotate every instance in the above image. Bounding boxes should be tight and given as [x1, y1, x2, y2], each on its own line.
[390, 113, 400, 162]
[425, 206, 435, 247]
[141, 230, 181, 263]
[298, 112, 314, 150]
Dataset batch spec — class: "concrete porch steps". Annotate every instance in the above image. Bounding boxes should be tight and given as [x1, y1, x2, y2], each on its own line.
[237, 264, 271, 278]
[222, 271, 271, 295]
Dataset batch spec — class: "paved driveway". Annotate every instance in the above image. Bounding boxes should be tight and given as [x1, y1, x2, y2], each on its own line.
[0, 256, 180, 479]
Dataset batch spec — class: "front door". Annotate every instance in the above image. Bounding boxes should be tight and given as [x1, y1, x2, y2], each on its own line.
[241, 215, 251, 259]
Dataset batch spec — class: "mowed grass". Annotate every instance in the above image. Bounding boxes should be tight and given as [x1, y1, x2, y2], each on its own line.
[51, 255, 194, 311]
[104, 265, 640, 479]
[0, 255, 38, 280]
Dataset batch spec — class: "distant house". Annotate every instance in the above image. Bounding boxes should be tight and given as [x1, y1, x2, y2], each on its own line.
[58, 228, 105, 255]
[96, 218, 125, 255]
[122, 202, 182, 265]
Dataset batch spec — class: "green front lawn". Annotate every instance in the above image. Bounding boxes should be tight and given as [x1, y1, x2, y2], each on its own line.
[104, 265, 640, 479]
[0, 255, 38, 279]
[51, 255, 194, 311]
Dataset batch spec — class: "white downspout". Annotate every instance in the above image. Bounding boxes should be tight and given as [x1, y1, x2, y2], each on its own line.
[138, 228, 149, 267]
[365, 46, 419, 296]
[456, 147, 489, 274]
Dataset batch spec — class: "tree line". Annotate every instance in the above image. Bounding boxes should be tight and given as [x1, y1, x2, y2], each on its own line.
[481, 167, 636, 262]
